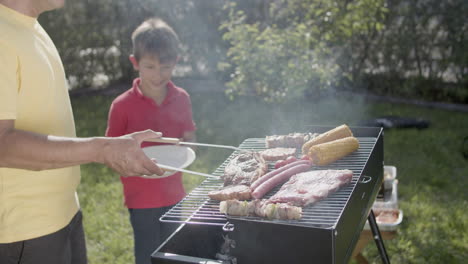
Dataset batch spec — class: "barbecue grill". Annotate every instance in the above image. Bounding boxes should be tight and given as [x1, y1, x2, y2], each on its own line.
[151, 126, 388, 264]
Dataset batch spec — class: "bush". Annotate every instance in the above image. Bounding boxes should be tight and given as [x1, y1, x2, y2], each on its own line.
[39, 0, 467, 103]
[219, 0, 467, 103]
[39, 0, 227, 89]
[219, 0, 387, 102]
[355, 0, 468, 103]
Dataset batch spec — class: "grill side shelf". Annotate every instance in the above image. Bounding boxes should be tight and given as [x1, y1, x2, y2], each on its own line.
[160, 137, 378, 229]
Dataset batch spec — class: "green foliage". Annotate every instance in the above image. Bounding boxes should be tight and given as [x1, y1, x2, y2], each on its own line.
[39, 0, 467, 103]
[219, 0, 467, 103]
[363, 74, 468, 103]
[39, 0, 227, 89]
[78, 181, 133, 264]
[219, 0, 387, 102]
[357, 102, 468, 263]
[40, 1, 131, 89]
[73, 90, 467, 263]
[362, 0, 468, 102]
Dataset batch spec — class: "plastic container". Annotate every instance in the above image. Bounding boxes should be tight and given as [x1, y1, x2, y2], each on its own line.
[374, 179, 399, 210]
[364, 175, 403, 231]
[377, 165, 397, 201]
[383, 165, 397, 191]
[364, 209, 403, 231]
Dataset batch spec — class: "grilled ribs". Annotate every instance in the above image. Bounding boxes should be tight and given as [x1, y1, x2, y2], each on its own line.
[269, 169, 353, 207]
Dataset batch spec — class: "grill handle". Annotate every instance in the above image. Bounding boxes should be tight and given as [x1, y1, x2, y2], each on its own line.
[222, 222, 235, 232]
[359, 175, 372, 184]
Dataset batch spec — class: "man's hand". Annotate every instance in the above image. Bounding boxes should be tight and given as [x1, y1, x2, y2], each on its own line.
[100, 130, 165, 177]
[0, 120, 165, 175]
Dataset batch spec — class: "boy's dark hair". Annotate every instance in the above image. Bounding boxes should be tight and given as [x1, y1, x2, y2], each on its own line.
[131, 18, 180, 63]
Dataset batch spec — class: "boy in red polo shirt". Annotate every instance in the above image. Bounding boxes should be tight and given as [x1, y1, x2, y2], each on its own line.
[105, 18, 196, 264]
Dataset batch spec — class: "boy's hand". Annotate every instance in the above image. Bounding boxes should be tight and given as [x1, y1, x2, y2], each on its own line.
[100, 130, 165, 176]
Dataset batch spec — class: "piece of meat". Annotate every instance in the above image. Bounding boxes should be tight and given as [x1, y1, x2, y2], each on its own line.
[222, 152, 268, 186]
[208, 185, 252, 201]
[266, 133, 318, 148]
[254, 200, 302, 220]
[375, 209, 399, 223]
[269, 169, 353, 207]
[250, 160, 311, 190]
[260, 147, 297, 161]
[251, 162, 313, 199]
[274, 156, 300, 169]
[219, 199, 302, 220]
[219, 199, 257, 217]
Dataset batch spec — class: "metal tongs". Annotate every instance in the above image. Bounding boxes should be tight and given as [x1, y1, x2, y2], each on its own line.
[144, 137, 248, 179]
[145, 137, 245, 152]
[157, 164, 220, 179]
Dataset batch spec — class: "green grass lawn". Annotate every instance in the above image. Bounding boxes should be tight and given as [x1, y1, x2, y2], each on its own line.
[72, 90, 468, 264]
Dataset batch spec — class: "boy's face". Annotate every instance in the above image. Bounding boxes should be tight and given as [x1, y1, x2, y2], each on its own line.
[130, 54, 177, 92]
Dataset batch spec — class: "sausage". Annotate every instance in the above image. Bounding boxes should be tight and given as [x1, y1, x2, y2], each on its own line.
[274, 156, 299, 169]
[250, 160, 311, 191]
[251, 163, 312, 199]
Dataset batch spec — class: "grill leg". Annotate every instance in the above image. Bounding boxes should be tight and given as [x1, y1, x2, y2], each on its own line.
[368, 210, 391, 264]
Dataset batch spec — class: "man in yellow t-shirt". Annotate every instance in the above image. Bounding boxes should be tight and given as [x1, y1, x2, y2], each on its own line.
[0, 1, 166, 263]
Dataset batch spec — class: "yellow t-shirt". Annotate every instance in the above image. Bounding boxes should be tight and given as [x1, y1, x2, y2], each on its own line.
[0, 4, 80, 243]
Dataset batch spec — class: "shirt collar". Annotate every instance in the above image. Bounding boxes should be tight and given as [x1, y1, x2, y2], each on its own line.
[0, 4, 37, 28]
[131, 78, 177, 104]
[131, 78, 145, 99]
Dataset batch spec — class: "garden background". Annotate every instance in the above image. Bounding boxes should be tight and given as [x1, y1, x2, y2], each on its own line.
[39, 0, 467, 263]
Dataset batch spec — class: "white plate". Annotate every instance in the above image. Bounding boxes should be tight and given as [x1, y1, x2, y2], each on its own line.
[140, 145, 196, 179]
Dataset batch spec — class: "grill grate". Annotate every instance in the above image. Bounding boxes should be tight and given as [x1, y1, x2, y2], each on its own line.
[160, 137, 377, 229]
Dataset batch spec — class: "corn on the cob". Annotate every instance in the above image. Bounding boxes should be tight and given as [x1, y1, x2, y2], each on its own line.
[301, 124, 353, 154]
[307, 136, 359, 166]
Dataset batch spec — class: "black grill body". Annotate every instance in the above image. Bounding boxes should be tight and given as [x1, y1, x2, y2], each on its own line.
[152, 224, 225, 264]
[152, 126, 384, 264]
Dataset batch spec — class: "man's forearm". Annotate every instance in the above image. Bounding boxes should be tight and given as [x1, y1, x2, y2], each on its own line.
[0, 128, 104, 170]
[0, 119, 164, 176]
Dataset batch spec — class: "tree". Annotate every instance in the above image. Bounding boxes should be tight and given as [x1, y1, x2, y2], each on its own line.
[219, 0, 387, 102]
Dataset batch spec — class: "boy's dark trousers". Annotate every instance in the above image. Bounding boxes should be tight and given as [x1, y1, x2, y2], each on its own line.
[129, 206, 180, 264]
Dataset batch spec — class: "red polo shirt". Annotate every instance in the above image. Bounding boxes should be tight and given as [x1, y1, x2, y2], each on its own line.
[106, 78, 196, 208]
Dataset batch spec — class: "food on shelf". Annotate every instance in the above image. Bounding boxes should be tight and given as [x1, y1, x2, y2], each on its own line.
[266, 132, 318, 149]
[222, 152, 268, 186]
[301, 124, 353, 155]
[269, 169, 354, 207]
[219, 169, 353, 220]
[260, 147, 296, 161]
[254, 201, 302, 220]
[307, 136, 359, 166]
[250, 160, 311, 190]
[251, 162, 313, 199]
[274, 156, 299, 169]
[219, 199, 302, 220]
[208, 185, 252, 201]
[374, 209, 400, 224]
[213, 129, 359, 220]
[219, 199, 255, 216]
